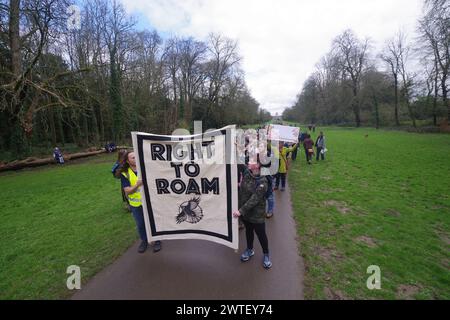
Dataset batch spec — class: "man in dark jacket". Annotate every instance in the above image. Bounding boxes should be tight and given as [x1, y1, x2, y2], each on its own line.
[233, 162, 272, 269]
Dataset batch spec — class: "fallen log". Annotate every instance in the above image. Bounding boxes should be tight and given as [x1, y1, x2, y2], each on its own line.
[0, 149, 107, 172]
[65, 149, 106, 161]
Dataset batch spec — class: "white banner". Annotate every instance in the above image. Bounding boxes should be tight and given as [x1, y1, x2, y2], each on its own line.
[132, 126, 239, 250]
[267, 124, 300, 143]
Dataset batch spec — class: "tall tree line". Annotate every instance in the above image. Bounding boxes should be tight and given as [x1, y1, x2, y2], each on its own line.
[284, 0, 449, 128]
[0, 0, 271, 158]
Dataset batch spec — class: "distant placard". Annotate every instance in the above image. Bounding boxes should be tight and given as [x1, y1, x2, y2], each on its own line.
[267, 124, 300, 143]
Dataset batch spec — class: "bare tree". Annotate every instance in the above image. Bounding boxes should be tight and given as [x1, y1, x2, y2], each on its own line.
[162, 37, 180, 128]
[395, 32, 417, 127]
[202, 33, 240, 125]
[8, 0, 20, 78]
[333, 30, 370, 127]
[380, 33, 404, 126]
[314, 53, 345, 125]
[100, 0, 135, 141]
[419, 0, 450, 123]
[422, 56, 440, 126]
[206, 34, 240, 104]
[361, 67, 392, 129]
[0, 0, 89, 149]
[177, 37, 207, 123]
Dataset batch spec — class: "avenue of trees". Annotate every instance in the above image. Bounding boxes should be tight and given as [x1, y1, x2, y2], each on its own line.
[283, 0, 449, 129]
[0, 0, 271, 158]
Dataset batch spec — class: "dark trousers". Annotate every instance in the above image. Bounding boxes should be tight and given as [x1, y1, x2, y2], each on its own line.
[275, 173, 286, 189]
[305, 149, 312, 162]
[121, 187, 128, 203]
[291, 147, 298, 161]
[316, 147, 325, 160]
[243, 220, 269, 254]
[130, 206, 147, 242]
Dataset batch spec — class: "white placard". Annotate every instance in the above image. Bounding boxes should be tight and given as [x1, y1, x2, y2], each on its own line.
[267, 124, 300, 143]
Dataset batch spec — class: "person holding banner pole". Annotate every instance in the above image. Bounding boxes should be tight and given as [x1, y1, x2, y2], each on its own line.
[291, 133, 300, 161]
[233, 162, 272, 269]
[273, 142, 298, 191]
[120, 151, 162, 254]
[261, 144, 275, 219]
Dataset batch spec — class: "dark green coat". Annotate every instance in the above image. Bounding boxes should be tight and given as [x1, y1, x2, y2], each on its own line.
[238, 170, 268, 224]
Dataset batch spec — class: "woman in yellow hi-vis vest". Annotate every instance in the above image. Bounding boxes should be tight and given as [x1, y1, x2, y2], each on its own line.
[120, 151, 162, 254]
[273, 142, 297, 191]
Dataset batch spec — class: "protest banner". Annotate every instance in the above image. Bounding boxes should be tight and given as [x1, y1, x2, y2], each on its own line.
[132, 126, 239, 249]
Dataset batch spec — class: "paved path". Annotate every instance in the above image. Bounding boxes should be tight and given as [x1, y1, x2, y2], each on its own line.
[72, 184, 304, 300]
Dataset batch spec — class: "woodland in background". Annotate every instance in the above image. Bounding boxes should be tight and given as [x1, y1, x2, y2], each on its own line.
[0, 0, 271, 160]
[283, 0, 449, 130]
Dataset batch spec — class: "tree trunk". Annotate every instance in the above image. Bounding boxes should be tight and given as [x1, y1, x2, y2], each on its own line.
[373, 95, 380, 129]
[433, 81, 438, 127]
[10, 116, 29, 157]
[172, 73, 178, 124]
[72, 117, 82, 147]
[91, 108, 99, 145]
[352, 89, 361, 127]
[110, 49, 123, 142]
[179, 86, 184, 121]
[394, 75, 400, 126]
[405, 100, 416, 128]
[0, 149, 107, 172]
[56, 109, 65, 146]
[9, 0, 21, 79]
[82, 113, 89, 146]
[48, 108, 57, 147]
[442, 74, 449, 123]
[186, 97, 192, 125]
[97, 103, 105, 142]
[68, 122, 76, 145]
[354, 106, 361, 127]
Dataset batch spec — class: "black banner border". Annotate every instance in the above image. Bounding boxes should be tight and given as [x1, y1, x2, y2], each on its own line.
[136, 129, 233, 242]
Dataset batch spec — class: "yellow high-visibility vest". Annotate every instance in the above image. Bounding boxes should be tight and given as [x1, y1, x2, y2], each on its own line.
[122, 167, 142, 207]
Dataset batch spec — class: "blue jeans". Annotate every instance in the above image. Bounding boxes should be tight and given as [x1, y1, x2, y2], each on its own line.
[130, 206, 147, 242]
[291, 147, 298, 161]
[316, 147, 325, 160]
[267, 193, 275, 214]
[275, 173, 286, 189]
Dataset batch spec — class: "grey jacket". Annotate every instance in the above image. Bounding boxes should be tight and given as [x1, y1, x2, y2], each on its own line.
[316, 136, 326, 148]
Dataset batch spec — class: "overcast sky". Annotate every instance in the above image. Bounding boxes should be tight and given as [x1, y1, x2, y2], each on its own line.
[120, 0, 424, 115]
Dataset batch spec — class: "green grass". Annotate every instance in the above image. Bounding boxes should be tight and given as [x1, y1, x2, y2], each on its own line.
[0, 154, 136, 299]
[289, 127, 450, 299]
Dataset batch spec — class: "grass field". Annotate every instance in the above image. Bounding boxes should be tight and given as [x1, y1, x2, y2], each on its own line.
[289, 127, 450, 299]
[0, 154, 136, 299]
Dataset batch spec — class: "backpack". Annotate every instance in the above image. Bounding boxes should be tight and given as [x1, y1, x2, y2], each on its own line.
[111, 162, 121, 179]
